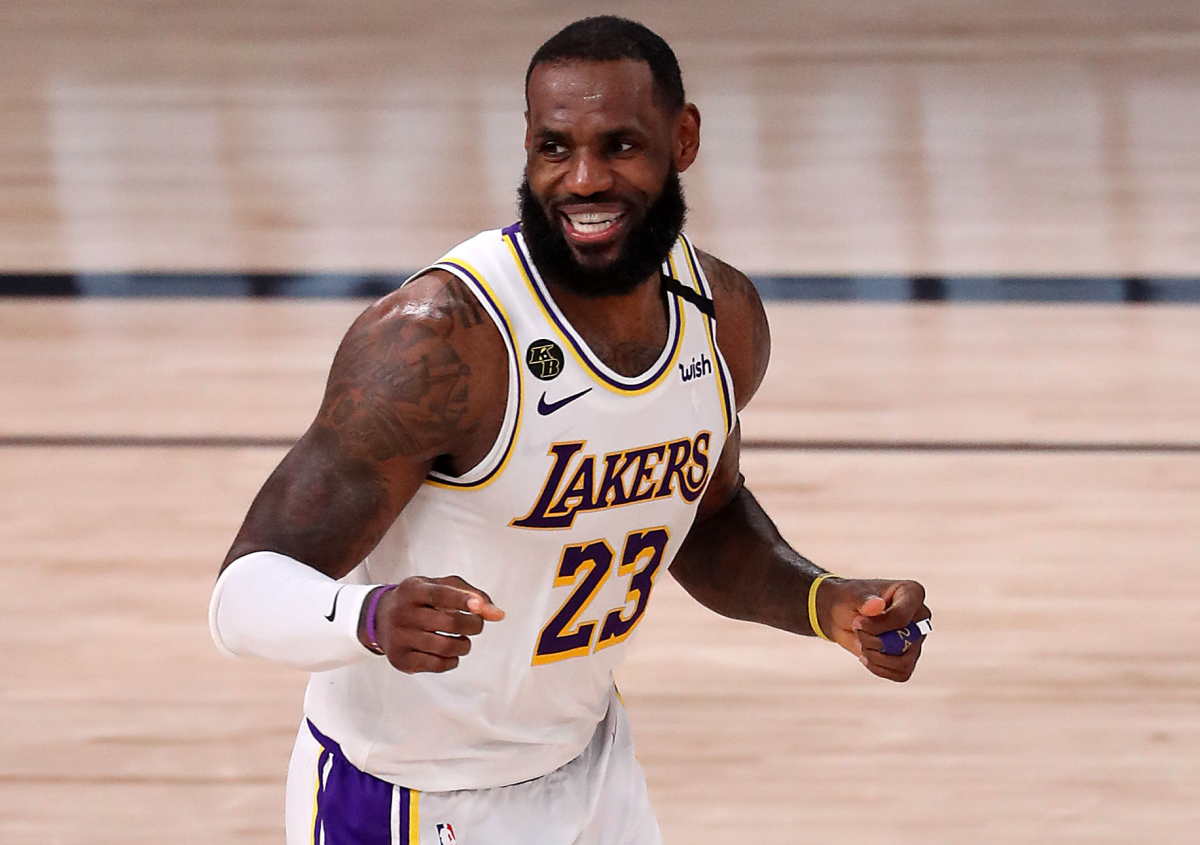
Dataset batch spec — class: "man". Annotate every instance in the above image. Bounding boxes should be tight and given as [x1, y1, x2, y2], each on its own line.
[209, 16, 930, 845]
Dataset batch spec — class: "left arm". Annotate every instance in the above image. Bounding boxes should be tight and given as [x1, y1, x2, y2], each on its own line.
[668, 251, 930, 682]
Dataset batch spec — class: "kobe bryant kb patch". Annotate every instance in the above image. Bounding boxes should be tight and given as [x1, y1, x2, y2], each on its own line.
[526, 339, 565, 381]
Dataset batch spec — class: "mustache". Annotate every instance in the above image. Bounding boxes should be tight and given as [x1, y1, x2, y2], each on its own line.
[547, 191, 629, 208]
[516, 170, 686, 299]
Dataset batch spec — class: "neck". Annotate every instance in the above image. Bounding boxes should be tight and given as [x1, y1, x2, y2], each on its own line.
[544, 270, 669, 378]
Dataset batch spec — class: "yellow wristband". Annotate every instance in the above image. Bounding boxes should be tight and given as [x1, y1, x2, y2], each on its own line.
[808, 573, 837, 640]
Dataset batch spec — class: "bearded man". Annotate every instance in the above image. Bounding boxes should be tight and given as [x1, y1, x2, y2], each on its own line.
[209, 16, 931, 845]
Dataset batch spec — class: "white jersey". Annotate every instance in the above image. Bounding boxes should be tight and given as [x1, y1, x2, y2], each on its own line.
[303, 224, 736, 792]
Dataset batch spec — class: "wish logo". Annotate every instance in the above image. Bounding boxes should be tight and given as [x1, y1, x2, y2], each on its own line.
[679, 353, 713, 383]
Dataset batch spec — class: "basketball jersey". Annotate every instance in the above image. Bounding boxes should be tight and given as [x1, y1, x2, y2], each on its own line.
[303, 224, 736, 792]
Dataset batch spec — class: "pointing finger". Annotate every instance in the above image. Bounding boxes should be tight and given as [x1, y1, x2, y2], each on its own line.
[466, 593, 506, 621]
[409, 606, 486, 637]
[429, 576, 506, 621]
[421, 584, 505, 621]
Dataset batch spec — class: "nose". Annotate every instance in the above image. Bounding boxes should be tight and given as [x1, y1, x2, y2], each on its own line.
[564, 149, 614, 197]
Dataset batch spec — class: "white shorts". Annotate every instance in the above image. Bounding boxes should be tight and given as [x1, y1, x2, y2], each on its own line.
[285, 689, 661, 845]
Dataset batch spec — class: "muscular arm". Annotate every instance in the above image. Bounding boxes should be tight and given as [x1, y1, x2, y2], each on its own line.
[670, 423, 826, 636]
[669, 252, 929, 682]
[212, 271, 509, 673]
[222, 270, 507, 577]
[669, 251, 817, 631]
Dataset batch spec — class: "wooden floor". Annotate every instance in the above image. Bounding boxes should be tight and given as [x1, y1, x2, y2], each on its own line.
[2, 1, 1200, 274]
[3, 2, 1200, 843]
[2, 301, 1198, 844]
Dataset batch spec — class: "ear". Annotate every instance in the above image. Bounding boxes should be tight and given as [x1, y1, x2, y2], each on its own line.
[673, 104, 701, 173]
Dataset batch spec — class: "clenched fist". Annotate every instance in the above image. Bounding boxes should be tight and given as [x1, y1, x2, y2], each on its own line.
[814, 578, 930, 682]
[358, 575, 505, 674]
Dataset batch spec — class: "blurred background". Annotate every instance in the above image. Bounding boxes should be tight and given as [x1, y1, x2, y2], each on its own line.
[1, 2, 1198, 843]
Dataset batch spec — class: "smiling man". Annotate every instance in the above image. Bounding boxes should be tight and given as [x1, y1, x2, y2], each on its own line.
[209, 16, 930, 845]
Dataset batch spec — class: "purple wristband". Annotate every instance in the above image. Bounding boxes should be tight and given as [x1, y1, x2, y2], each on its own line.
[365, 585, 398, 655]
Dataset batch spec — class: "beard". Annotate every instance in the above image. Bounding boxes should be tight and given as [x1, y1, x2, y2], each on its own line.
[517, 169, 687, 299]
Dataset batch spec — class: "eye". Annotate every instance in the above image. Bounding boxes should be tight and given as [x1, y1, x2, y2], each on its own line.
[611, 139, 636, 155]
[540, 141, 568, 160]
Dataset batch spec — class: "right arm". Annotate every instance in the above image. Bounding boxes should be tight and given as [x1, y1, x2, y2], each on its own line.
[668, 252, 930, 683]
[210, 271, 508, 672]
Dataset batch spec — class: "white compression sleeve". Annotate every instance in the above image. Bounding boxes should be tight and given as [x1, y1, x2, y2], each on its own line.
[209, 550, 378, 672]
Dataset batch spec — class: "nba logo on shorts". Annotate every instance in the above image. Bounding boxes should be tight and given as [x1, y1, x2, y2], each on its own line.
[436, 823, 457, 845]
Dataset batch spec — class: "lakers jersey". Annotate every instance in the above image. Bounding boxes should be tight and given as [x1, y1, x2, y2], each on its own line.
[303, 224, 735, 792]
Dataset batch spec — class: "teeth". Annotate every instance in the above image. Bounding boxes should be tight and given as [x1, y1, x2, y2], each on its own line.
[566, 212, 620, 235]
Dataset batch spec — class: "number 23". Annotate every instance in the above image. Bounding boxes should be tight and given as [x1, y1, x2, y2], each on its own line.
[532, 527, 669, 665]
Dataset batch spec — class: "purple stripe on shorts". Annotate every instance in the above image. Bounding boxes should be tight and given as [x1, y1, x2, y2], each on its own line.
[308, 720, 407, 845]
[399, 787, 411, 838]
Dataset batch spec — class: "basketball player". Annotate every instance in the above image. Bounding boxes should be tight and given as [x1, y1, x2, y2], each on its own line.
[209, 16, 930, 845]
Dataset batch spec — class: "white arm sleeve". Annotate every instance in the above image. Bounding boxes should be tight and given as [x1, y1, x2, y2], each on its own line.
[208, 550, 378, 671]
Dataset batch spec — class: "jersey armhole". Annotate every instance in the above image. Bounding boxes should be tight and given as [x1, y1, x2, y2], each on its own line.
[679, 236, 737, 433]
[402, 261, 523, 489]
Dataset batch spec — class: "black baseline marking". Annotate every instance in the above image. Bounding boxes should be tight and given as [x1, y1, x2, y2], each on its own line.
[2, 434, 1199, 454]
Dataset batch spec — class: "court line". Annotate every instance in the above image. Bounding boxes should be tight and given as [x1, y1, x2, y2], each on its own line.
[0, 773, 277, 785]
[2, 434, 1198, 453]
[0, 435, 298, 448]
[1, 274, 1198, 303]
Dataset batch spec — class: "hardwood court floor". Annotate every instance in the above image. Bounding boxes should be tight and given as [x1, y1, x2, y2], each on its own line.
[3, 2, 1200, 841]
[2, 300, 1198, 844]
[2, 1, 1199, 274]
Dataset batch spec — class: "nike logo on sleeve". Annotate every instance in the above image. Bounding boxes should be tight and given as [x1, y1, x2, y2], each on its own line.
[325, 586, 346, 622]
[537, 388, 592, 416]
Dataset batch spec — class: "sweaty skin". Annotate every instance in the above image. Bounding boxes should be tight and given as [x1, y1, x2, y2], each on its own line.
[222, 56, 929, 682]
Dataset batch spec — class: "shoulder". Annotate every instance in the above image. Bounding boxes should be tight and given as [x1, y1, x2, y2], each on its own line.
[316, 269, 508, 464]
[695, 249, 770, 412]
[339, 269, 506, 375]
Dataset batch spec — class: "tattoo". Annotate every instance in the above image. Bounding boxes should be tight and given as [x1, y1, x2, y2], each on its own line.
[222, 275, 496, 575]
[319, 275, 485, 462]
[234, 436, 395, 573]
[444, 276, 486, 330]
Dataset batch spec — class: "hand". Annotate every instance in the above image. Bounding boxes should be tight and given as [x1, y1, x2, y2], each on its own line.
[816, 578, 930, 682]
[360, 575, 505, 674]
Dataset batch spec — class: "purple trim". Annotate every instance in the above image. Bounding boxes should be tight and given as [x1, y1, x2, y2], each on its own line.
[307, 720, 407, 845]
[501, 221, 521, 237]
[681, 236, 735, 433]
[430, 260, 523, 488]
[399, 787, 412, 838]
[365, 585, 397, 654]
[503, 229, 682, 392]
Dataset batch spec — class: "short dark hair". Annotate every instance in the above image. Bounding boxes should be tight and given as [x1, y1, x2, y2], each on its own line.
[525, 16, 685, 113]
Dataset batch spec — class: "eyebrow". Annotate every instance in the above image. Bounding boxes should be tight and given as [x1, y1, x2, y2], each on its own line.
[533, 123, 647, 142]
[533, 128, 569, 144]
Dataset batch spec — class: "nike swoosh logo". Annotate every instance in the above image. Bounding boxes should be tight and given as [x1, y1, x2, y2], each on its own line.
[537, 388, 592, 416]
[324, 586, 346, 622]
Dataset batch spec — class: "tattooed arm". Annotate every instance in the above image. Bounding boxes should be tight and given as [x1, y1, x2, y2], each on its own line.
[215, 271, 510, 672]
[668, 251, 931, 683]
[223, 270, 507, 577]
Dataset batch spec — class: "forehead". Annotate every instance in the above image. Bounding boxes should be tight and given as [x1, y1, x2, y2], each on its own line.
[526, 59, 665, 133]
